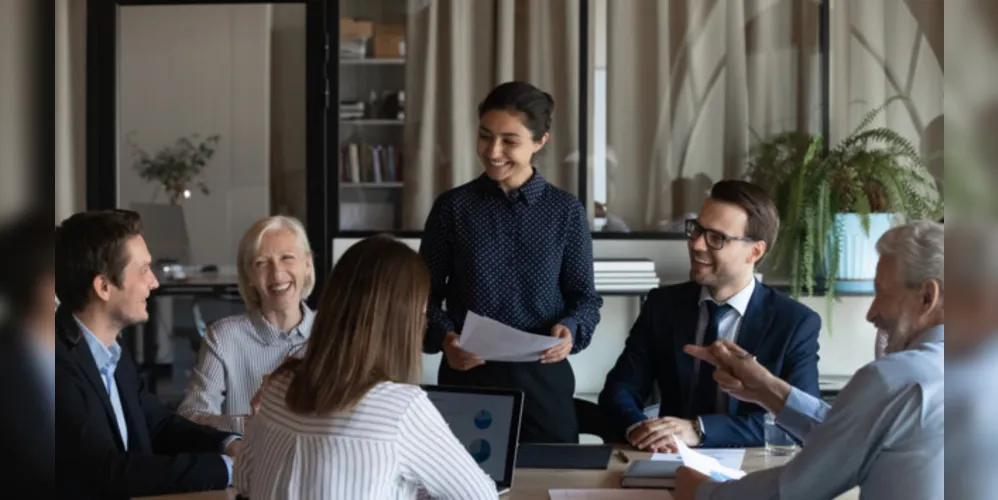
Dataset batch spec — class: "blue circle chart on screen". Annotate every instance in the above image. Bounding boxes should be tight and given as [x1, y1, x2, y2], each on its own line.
[468, 439, 492, 463]
[473, 409, 493, 429]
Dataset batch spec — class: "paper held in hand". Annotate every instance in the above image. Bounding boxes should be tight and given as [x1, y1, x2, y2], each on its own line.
[673, 436, 747, 482]
[458, 311, 563, 362]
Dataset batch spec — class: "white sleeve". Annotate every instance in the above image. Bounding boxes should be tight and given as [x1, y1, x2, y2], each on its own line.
[176, 326, 246, 434]
[397, 391, 498, 500]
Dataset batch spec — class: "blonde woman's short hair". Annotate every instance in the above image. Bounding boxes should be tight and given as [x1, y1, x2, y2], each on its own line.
[236, 215, 315, 311]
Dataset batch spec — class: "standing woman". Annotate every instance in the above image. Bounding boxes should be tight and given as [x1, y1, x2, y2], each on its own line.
[420, 81, 603, 443]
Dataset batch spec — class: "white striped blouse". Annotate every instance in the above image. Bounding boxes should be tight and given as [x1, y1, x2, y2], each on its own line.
[177, 305, 315, 434]
[233, 376, 499, 500]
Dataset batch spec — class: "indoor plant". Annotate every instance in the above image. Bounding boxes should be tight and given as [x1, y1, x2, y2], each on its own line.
[127, 132, 221, 204]
[746, 97, 942, 305]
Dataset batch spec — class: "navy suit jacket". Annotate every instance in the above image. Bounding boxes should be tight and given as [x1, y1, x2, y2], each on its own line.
[55, 308, 232, 499]
[598, 280, 821, 447]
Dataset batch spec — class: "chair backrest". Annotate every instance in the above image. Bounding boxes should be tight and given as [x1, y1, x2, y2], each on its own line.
[573, 397, 621, 444]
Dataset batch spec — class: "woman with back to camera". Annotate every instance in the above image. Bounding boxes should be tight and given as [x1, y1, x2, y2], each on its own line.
[232, 236, 497, 500]
[419, 81, 603, 444]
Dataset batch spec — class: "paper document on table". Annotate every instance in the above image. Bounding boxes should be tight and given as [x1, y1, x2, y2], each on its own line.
[673, 436, 747, 482]
[652, 448, 745, 470]
[549, 489, 673, 499]
[459, 311, 563, 362]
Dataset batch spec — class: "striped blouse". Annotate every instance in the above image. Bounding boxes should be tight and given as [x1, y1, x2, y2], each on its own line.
[177, 305, 315, 434]
[233, 376, 499, 500]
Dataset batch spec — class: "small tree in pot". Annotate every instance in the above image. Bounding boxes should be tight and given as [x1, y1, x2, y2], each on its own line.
[746, 97, 942, 307]
[127, 132, 221, 204]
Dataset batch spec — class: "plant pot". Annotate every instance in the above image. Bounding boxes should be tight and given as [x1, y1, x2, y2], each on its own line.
[819, 213, 896, 293]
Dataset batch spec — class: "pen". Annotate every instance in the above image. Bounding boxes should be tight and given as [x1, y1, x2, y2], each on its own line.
[615, 449, 630, 464]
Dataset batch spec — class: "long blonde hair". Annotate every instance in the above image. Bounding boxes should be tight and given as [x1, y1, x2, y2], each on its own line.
[274, 236, 429, 414]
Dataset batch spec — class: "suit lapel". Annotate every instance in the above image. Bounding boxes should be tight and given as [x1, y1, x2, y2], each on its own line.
[728, 284, 775, 413]
[57, 310, 129, 451]
[114, 353, 152, 452]
[671, 282, 703, 415]
[69, 337, 129, 450]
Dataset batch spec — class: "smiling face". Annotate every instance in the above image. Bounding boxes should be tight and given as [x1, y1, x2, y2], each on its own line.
[688, 198, 764, 289]
[101, 235, 159, 327]
[477, 109, 548, 189]
[250, 228, 311, 314]
[866, 254, 931, 354]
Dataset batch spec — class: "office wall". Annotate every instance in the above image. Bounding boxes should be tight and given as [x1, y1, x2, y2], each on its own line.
[332, 237, 876, 397]
[269, 4, 308, 221]
[118, 4, 274, 266]
[0, 0, 37, 218]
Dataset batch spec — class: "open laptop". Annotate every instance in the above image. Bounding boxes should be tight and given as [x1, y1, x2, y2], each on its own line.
[422, 385, 524, 495]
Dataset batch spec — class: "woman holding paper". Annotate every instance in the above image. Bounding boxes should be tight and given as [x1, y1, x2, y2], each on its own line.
[419, 81, 603, 443]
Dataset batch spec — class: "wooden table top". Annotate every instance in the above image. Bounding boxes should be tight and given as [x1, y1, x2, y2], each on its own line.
[137, 446, 859, 500]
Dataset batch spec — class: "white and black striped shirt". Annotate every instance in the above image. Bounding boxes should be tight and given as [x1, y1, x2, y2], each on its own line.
[177, 305, 315, 434]
[233, 376, 499, 500]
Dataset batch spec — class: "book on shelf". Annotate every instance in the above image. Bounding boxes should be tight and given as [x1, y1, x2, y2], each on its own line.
[339, 142, 403, 184]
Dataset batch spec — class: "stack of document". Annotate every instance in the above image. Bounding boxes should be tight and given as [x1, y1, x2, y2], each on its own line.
[672, 436, 747, 481]
[593, 259, 661, 293]
[458, 312, 563, 362]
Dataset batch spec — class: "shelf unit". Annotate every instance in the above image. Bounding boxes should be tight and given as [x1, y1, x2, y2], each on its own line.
[338, 1, 407, 231]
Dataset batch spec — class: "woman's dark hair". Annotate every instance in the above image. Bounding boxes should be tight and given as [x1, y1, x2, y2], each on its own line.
[478, 81, 555, 141]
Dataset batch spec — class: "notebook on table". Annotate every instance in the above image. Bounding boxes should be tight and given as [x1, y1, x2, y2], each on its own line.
[620, 459, 685, 489]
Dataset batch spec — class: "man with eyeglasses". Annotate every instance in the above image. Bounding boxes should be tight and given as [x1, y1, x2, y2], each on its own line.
[598, 180, 821, 451]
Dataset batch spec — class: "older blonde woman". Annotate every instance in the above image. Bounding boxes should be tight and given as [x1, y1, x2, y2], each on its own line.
[178, 215, 316, 434]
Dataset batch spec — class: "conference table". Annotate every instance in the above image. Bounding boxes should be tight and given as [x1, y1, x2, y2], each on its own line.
[138, 446, 860, 500]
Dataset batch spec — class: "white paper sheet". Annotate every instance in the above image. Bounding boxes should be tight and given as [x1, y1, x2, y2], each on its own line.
[651, 448, 746, 471]
[458, 311, 563, 362]
[672, 436, 747, 482]
[549, 489, 673, 499]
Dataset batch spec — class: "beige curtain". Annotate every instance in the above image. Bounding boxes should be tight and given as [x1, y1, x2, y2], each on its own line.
[401, 0, 580, 230]
[55, 0, 88, 222]
[829, 0, 944, 189]
[603, 0, 821, 231]
[944, 0, 998, 218]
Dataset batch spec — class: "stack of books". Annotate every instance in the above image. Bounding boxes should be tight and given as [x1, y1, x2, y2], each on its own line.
[593, 259, 661, 293]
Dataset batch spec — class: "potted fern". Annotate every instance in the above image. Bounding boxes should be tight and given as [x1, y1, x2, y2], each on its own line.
[746, 97, 942, 304]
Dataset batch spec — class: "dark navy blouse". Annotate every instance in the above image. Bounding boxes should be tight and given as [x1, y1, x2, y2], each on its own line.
[419, 170, 602, 354]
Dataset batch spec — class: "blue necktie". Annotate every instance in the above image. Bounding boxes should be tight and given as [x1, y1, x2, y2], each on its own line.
[689, 302, 731, 417]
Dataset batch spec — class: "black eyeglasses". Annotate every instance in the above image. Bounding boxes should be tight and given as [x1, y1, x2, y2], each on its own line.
[685, 219, 756, 250]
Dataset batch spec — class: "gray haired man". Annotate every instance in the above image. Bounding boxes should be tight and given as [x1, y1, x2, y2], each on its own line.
[675, 220, 944, 500]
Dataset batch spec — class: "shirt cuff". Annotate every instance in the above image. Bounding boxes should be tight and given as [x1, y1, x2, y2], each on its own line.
[775, 386, 824, 441]
[558, 317, 580, 337]
[221, 434, 242, 453]
[220, 455, 234, 486]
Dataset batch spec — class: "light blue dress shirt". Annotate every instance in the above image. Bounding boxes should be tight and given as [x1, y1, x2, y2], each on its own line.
[76, 317, 129, 450]
[697, 325, 944, 500]
[75, 317, 237, 485]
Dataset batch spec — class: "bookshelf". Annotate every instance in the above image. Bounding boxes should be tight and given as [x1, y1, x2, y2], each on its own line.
[338, 2, 407, 231]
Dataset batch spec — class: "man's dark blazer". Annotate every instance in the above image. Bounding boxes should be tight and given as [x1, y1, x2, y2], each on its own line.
[598, 280, 821, 447]
[55, 307, 232, 499]
[0, 325, 53, 496]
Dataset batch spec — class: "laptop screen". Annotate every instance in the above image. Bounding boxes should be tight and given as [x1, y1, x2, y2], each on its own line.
[422, 385, 523, 489]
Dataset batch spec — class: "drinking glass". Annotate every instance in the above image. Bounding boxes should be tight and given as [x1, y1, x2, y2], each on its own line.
[764, 413, 797, 456]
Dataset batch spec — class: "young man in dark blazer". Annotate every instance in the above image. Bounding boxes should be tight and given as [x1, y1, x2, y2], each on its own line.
[55, 210, 240, 499]
[599, 180, 821, 451]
